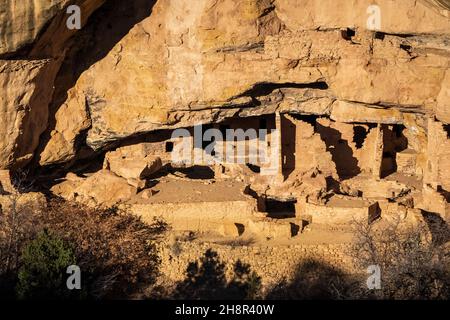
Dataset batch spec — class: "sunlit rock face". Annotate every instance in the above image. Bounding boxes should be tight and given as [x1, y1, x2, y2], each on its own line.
[0, 0, 449, 173]
[0, 0, 104, 169]
[0, 0, 68, 56]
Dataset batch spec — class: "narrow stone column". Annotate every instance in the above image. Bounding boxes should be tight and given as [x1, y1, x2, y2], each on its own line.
[372, 124, 384, 179]
[424, 118, 440, 189]
[275, 112, 285, 183]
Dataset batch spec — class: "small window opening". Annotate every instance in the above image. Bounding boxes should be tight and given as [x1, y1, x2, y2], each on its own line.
[341, 28, 356, 41]
[165, 142, 174, 153]
[444, 124, 450, 139]
[353, 126, 368, 149]
[259, 118, 268, 130]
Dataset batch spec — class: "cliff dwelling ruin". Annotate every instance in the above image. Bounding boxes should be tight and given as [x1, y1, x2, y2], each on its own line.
[0, 0, 449, 281]
[42, 108, 449, 241]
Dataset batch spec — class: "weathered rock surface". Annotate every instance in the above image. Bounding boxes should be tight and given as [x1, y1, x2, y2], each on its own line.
[32, 0, 450, 167]
[0, 0, 68, 56]
[0, 0, 105, 169]
[0, 0, 449, 224]
[104, 144, 163, 181]
[51, 170, 138, 207]
[0, 0, 448, 168]
[0, 0, 106, 57]
[0, 59, 59, 168]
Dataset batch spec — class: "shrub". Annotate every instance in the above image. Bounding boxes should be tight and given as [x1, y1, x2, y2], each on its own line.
[267, 216, 449, 300]
[16, 229, 77, 300]
[0, 193, 44, 298]
[350, 216, 450, 300]
[0, 197, 167, 299]
[40, 199, 168, 299]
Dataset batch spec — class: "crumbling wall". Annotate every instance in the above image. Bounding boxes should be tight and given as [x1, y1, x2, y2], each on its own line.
[426, 120, 450, 191]
[286, 116, 337, 179]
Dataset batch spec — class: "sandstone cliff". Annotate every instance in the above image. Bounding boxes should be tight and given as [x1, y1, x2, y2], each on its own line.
[0, 1, 449, 224]
[0, 1, 448, 167]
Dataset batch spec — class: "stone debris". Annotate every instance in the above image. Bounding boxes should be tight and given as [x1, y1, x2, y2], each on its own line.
[51, 170, 138, 208]
[104, 145, 163, 181]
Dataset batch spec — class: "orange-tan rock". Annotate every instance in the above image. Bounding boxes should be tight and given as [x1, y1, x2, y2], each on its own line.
[0, 0, 449, 233]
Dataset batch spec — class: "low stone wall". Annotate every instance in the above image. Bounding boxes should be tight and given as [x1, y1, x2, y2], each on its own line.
[296, 196, 380, 225]
[157, 240, 359, 290]
[128, 200, 257, 236]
